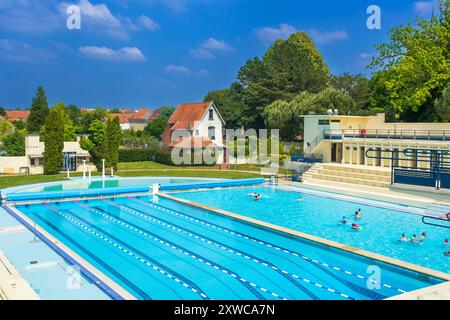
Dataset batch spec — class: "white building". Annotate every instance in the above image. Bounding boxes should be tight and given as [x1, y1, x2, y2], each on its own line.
[162, 102, 226, 164]
[0, 135, 94, 174]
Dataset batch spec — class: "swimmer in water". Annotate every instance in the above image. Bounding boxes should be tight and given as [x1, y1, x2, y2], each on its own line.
[253, 193, 261, 201]
[351, 223, 362, 230]
[444, 239, 449, 246]
[420, 232, 426, 241]
[400, 234, 408, 242]
[411, 234, 421, 243]
[355, 209, 363, 219]
[339, 216, 348, 225]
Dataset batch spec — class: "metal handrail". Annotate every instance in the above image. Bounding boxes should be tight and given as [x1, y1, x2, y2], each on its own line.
[422, 215, 450, 229]
[323, 129, 450, 141]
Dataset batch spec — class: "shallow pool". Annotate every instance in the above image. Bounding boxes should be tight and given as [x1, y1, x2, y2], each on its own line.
[173, 186, 450, 274]
[9, 177, 222, 194]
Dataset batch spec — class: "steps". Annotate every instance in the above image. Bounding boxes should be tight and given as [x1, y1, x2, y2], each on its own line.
[426, 203, 450, 217]
[302, 163, 391, 188]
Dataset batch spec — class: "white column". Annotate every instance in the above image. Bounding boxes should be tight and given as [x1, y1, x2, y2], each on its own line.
[102, 159, 106, 178]
[66, 169, 70, 179]
[356, 145, 360, 165]
[111, 167, 114, 177]
[88, 167, 92, 180]
[349, 143, 353, 164]
[82, 159, 86, 180]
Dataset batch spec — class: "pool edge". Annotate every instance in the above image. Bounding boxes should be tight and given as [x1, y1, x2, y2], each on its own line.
[1, 204, 137, 301]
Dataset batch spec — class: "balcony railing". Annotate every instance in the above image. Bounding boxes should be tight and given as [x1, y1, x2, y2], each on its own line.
[323, 129, 450, 142]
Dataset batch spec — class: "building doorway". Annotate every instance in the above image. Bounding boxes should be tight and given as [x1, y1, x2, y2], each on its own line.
[331, 143, 342, 163]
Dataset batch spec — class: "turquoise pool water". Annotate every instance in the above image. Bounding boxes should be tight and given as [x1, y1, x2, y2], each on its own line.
[14, 195, 441, 300]
[9, 177, 220, 194]
[173, 186, 450, 274]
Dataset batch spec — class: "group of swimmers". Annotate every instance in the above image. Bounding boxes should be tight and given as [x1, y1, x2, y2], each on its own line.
[399, 232, 427, 244]
[248, 192, 262, 201]
[339, 209, 364, 230]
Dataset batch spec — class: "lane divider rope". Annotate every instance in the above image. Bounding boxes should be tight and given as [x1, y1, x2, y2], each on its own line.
[73, 200, 277, 300]
[109, 199, 354, 300]
[42, 202, 209, 300]
[129, 196, 407, 295]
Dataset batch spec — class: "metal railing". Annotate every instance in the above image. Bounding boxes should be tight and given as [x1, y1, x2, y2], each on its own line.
[323, 129, 450, 141]
[304, 131, 324, 154]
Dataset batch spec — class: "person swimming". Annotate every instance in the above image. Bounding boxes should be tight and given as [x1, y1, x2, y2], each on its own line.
[400, 234, 408, 242]
[420, 232, 426, 241]
[444, 239, 449, 246]
[339, 216, 348, 225]
[355, 209, 363, 219]
[351, 223, 362, 230]
[411, 234, 422, 243]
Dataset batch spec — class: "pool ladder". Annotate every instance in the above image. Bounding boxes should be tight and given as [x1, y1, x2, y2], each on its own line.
[268, 175, 278, 186]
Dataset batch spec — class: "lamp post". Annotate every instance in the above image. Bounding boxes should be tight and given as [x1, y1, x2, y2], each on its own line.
[102, 159, 106, 179]
[82, 159, 86, 180]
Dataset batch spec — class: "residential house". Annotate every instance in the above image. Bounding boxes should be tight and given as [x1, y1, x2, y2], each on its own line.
[5, 110, 30, 123]
[162, 102, 226, 164]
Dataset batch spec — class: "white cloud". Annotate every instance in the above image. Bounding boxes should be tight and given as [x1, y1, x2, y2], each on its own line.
[0, 0, 62, 33]
[414, 1, 435, 15]
[190, 38, 234, 59]
[196, 69, 209, 77]
[138, 15, 159, 31]
[308, 29, 349, 44]
[358, 53, 373, 61]
[254, 24, 348, 45]
[164, 64, 191, 73]
[0, 39, 56, 62]
[79, 46, 146, 62]
[254, 24, 298, 45]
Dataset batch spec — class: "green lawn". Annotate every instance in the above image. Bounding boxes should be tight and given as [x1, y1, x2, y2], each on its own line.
[117, 170, 260, 179]
[0, 174, 68, 189]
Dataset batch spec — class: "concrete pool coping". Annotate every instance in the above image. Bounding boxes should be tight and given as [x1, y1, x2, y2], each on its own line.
[0, 250, 39, 300]
[159, 193, 450, 285]
[1, 204, 137, 301]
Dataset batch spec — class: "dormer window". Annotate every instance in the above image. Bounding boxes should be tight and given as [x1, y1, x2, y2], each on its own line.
[209, 109, 214, 121]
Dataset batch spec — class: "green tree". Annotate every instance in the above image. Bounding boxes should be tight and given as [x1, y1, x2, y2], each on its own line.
[144, 115, 168, 139]
[0, 106, 6, 117]
[27, 86, 49, 133]
[2, 130, 26, 156]
[331, 73, 370, 112]
[0, 118, 12, 139]
[42, 108, 65, 174]
[53, 102, 77, 141]
[105, 117, 122, 169]
[264, 89, 355, 140]
[81, 107, 108, 133]
[13, 120, 26, 131]
[435, 83, 450, 122]
[369, 1, 450, 121]
[218, 32, 330, 129]
[158, 106, 176, 118]
[80, 120, 107, 170]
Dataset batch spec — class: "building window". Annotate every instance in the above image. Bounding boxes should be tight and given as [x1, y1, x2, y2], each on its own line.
[209, 109, 214, 121]
[31, 158, 35, 166]
[195, 130, 199, 136]
[318, 120, 330, 125]
[208, 126, 216, 140]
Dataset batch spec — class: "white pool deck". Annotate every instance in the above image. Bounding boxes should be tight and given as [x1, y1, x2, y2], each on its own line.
[1, 177, 449, 300]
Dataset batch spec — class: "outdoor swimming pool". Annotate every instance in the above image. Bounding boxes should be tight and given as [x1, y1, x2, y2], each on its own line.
[173, 186, 450, 274]
[8, 177, 222, 194]
[13, 195, 443, 300]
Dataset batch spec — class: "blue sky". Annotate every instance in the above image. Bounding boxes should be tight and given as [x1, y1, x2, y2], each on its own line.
[0, 0, 439, 109]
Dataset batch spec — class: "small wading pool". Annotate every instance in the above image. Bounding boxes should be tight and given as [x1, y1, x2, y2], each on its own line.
[172, 186, 450, 274]
[11, 194, 443, 300]
[7, 177, 224, 194]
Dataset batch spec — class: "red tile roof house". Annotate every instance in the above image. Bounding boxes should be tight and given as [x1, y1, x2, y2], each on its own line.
[5, 110, 30, 123]
[162, 102, 226, 165]
[128, 109, 154, 131]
